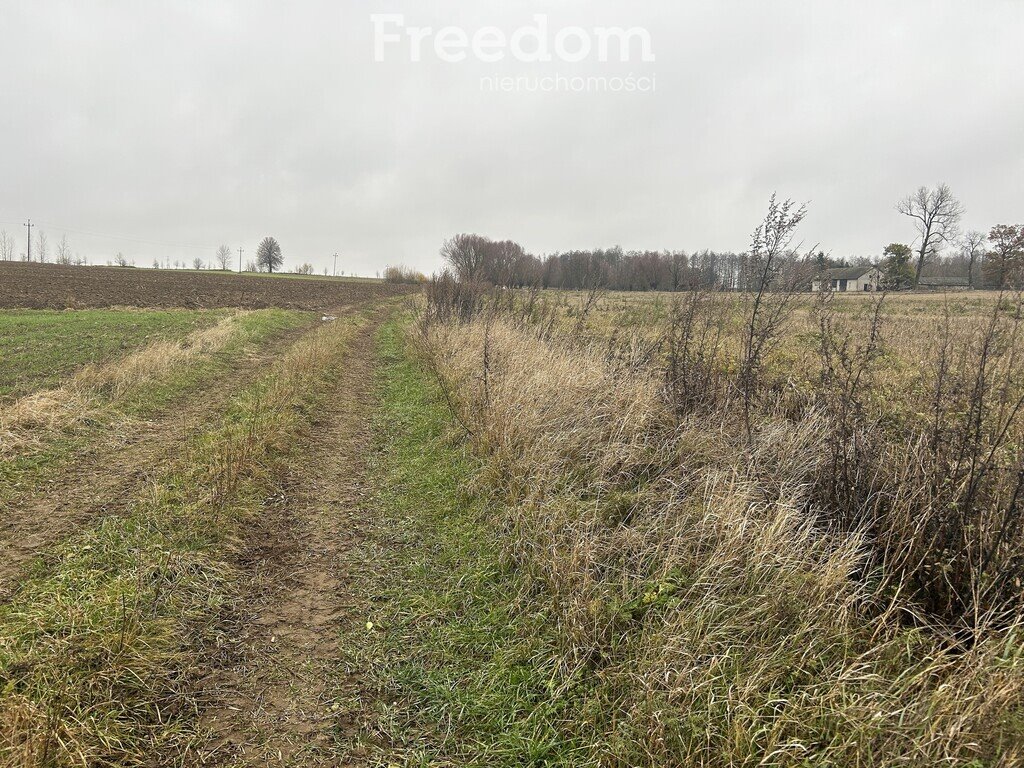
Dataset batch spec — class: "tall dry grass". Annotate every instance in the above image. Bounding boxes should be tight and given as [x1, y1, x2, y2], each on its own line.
[416, 293, 1024, 764]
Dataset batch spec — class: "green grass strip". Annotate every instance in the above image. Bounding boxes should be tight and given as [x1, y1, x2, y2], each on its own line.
[349, 319, 586, 767]
[0, 309, 229, 403]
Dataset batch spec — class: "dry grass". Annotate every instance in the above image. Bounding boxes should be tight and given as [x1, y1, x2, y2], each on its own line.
[414, 290, 1024, 764]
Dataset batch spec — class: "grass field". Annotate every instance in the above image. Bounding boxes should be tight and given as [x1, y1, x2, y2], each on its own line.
[0, 309, 228, 402]
[0, 307, 308, 476]
[2, 280, 1024, 766]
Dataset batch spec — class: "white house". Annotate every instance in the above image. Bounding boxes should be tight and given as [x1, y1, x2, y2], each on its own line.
[811, 265, 882, 292]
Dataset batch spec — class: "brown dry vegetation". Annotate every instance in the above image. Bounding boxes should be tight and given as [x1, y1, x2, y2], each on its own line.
[414, 282, 1024, 765]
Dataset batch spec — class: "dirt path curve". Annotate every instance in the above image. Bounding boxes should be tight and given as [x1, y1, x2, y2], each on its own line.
[199, 311, 384, 767]
[0, 318, 320, 599]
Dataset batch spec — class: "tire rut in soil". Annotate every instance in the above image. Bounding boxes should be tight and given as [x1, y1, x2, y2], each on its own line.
[198, 311, 385, 767]
[0, 316, 324, 599]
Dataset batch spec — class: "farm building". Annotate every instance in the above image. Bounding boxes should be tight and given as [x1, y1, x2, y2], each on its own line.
[811, 265, 882, 292]
[917, 276, 971, 291]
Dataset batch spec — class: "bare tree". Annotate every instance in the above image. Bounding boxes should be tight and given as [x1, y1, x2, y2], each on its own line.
[0, 229, 13, 261]
[484, 240, 526, 286]
[961, 230, 986, 287]
[36, 231, 48, 263]
[114, 252, 129, 267]
[193, 257, 204, 270]
[440, 233, 490, 282]
[55, 235, 72, 265]
[669, 251, 689, 291]
[896, 184, 964, 284]
[256, 236, 283, 273]
[215, 244, 232, 270]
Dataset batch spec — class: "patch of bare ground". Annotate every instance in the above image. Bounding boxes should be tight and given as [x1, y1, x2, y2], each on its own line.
[0, 319, 318, 599]
[198, 311, 385, 767]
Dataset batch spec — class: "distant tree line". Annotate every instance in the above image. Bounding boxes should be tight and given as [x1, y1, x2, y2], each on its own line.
[440, 185, 1021, 291]
[439, 232, 757, 291]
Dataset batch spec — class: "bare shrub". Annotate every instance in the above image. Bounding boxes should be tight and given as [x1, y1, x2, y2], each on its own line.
[664, 288, 731, 417]
[739, 195, 814, 439]
[872, 294, 1024, 622]
[423, 269, 490, 325]
[383, 264, 426, 284]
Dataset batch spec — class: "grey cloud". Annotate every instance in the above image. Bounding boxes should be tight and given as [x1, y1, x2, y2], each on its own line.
[1, 0, 1021, 273]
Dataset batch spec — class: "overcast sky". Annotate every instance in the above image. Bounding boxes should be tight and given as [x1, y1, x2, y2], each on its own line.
[1, 1, 1021, 274]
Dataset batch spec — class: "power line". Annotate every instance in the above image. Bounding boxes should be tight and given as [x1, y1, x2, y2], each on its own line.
[34, 221, 215, 250]
[23, 219, 32, 261]
[0, 216, 216, 251]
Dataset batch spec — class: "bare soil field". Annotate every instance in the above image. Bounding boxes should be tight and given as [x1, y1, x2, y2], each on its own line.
[0, 262, 415, 310]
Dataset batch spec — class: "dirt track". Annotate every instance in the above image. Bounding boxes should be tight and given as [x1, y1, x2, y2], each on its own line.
[0, 261, 415, 310]
[200, 309, 384, 766]
[0, 288, 398, 764]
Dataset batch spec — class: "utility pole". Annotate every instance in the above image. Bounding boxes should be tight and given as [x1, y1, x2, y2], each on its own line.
[333, 252, 338, 277]
[23, 219, 32, 262]
[238, 247, 244, 273]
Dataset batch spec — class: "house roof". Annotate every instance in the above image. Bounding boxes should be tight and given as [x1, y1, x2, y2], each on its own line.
[918, 276, 970, 287]
[818, 265, 878, 280]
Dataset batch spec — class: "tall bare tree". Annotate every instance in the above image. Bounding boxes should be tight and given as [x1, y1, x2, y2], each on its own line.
[256, 236, 283, 273]
[0, 229, 13, 261]
[669, 251, 689, 291]
[440, 233, 490, 282]
[36, 231, 48, 263]
[215, 244, 232, 270]
[960, 230, 986, 287]
[896, 184, 964, 284]
[55, 235, 72, 265]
